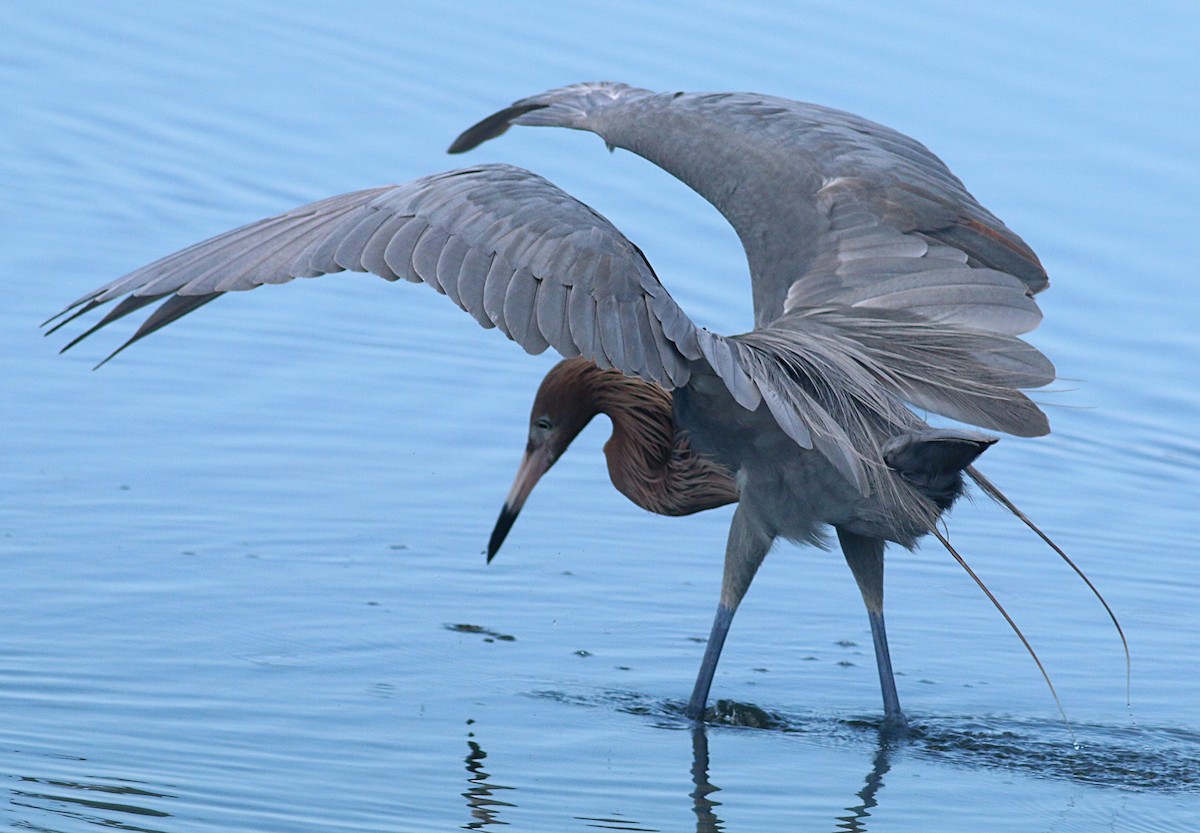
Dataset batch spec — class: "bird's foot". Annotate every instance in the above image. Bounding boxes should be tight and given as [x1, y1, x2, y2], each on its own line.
[878, 709, 912, 741]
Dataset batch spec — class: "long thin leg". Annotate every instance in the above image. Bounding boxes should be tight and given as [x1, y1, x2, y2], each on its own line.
[836, 528, 908, 731]
[687, 505, 773, 720]
[687, 603, 734, 718]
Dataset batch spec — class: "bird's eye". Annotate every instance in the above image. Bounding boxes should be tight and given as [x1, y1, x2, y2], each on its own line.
[534, 416, 553, 431]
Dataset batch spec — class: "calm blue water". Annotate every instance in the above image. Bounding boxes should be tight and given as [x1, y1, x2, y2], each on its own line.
[4, 1, 1199, 830]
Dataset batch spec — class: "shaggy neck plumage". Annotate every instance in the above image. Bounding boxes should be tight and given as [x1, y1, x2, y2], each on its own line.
[550, 359, 739, 516]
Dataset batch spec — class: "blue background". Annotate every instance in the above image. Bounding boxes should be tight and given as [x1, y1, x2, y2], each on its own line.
[3, 2, 1198, 830]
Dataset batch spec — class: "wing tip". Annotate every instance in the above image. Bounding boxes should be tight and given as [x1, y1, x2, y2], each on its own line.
[447, 104, 548, 154]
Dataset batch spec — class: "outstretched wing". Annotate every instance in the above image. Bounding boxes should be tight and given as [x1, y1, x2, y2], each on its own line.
[449, 81, 1049, 335]
[47, 164, 705, 388]
[50, 87, 1058, 498]
[450, 82, 1056, 464]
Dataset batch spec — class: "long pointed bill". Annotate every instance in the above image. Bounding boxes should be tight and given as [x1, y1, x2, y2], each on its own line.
[487, 446, 553, 562]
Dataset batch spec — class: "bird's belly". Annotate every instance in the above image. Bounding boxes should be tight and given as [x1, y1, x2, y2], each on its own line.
[740, 448, 939, 549]
[674, 374, 932, 547]
[737, 452, 870, 546]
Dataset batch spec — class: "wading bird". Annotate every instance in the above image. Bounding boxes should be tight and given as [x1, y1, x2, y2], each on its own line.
[47, 82, 1117, 730]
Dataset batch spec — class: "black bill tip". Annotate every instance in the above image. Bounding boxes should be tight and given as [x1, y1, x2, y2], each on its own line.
[486, 503, 520, 563]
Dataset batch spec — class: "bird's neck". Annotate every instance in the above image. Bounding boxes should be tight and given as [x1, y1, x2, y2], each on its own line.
[578, 366, 739, 516]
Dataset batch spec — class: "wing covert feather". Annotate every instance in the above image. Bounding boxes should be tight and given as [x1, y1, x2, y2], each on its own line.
[450, 82, 1050, 330]
[48, 164, 704, 388]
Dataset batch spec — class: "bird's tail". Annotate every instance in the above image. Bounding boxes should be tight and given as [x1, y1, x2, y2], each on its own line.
[967, 465, 1130, 695]
[928, 466, 1129, 733]
[930, 523, 1072, 735]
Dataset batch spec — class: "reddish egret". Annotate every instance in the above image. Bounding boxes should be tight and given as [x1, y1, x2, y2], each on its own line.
[47, 83, 1118, 729]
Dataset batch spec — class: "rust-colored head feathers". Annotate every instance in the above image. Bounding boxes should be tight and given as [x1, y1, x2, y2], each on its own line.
[487, 359, 738, 560]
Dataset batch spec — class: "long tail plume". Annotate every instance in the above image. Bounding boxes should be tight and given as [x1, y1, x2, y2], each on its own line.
[967, 466, 1131, 701]
[931, 526, 1073, 738]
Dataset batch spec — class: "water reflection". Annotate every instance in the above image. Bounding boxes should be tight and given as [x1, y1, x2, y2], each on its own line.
[832, 744, 892, 833]
[461, 728, 517, 829]
[457, 693, 1200, 831]
[688, 723, 895, 833]
[459, 715, 897, 832]
[10, 773, 175, 832]
[687, 726, 723, 833]
[573, 814, 661, 831]
[537, 687, 1200, 796]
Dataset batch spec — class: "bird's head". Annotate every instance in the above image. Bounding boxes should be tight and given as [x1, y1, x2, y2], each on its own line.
[487, 359, 602, 561]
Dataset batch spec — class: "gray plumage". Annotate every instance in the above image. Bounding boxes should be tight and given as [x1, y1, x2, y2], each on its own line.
[48, 82, 1068, 728]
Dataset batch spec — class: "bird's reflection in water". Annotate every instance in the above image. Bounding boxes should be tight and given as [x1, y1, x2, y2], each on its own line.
[833, 743, 892, 833]
[689, 726, 724, 833]
[461, 731, 517, 829]
[460, 709, 900, 831]
[689, 722, 895, 833]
